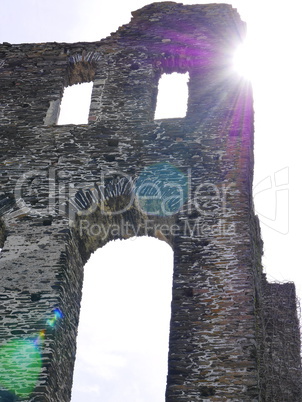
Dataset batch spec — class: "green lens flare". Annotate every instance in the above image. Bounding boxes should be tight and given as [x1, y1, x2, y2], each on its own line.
[0, 338, 42, 398]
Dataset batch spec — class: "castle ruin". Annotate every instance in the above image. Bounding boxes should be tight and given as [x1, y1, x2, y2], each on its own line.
[0, 2, 301, 401]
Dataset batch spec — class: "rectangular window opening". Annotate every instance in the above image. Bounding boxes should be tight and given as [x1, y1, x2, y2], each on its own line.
[155, 72, 189, 119]
[57, 82, 93, 125]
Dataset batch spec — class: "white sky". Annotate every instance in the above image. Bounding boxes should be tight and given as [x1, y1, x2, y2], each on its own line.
[1, 0, 302, 400]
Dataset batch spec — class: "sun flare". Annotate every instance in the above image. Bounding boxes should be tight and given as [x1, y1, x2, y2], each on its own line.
[233, 40, 255, 80]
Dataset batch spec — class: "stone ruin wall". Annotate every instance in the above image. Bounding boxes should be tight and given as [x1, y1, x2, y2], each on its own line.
[0, 2, 301, 401]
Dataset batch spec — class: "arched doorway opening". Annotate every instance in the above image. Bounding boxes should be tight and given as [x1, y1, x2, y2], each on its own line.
[71, 237, 173, 402]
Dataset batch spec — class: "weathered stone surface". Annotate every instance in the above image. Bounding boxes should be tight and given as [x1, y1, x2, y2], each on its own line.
[0, 2, 301, 401]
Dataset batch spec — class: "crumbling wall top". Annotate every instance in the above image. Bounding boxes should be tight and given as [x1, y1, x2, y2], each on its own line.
[111, 2, 245, 64]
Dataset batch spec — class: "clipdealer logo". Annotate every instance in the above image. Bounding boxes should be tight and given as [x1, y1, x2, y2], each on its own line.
[6, 163, 236, 221]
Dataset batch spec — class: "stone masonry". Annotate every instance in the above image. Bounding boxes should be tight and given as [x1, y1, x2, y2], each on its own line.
[0, 2, 301, 401]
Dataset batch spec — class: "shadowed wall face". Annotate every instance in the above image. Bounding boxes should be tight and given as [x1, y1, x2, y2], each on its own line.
[0, 2, 301, 401]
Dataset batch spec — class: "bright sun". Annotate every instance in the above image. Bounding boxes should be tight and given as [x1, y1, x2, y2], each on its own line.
[233, 39, 255, 80]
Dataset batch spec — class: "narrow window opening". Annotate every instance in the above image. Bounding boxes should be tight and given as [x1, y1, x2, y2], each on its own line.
[57, 82, 93, 125]
[71, 237, 173, 402]
[155, 72, 189, 119]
